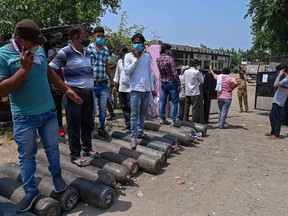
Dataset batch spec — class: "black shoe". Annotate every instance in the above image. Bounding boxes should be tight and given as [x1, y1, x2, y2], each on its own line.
[53, 176, 67, 193]
[16, 190, 40, 213]
[98, 129, 110, 139]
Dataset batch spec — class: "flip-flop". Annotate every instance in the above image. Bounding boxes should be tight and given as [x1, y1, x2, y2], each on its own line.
[267, 135, 279, 139]
[73, 159, 90, 167]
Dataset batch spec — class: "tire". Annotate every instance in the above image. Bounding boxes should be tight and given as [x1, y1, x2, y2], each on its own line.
[250, 75, 257, 80]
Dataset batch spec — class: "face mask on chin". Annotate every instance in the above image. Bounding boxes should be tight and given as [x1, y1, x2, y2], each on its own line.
[28, 45, 39, 54]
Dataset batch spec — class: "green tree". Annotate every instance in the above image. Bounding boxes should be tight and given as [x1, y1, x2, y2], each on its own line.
[219, 47, 245, 68]
[0, 0, 121, 33]
[102, 11, 145, 55]
[245, 0, 288, 55]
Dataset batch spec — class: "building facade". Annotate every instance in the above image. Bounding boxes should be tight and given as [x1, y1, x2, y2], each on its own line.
[151, 40, 231, 71]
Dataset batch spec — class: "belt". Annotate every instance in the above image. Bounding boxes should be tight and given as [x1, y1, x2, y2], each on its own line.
[278, 87, 288, 92]
[70, 87, 91, 94]
[94, 79, 108, 85]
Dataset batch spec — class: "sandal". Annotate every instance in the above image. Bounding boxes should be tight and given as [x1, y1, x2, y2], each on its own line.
[72, 158, 90, 167]
[82, 151, 101, 159]
[267, 135, 279, 139]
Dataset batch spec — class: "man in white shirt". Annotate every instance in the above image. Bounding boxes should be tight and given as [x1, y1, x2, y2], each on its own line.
[124, 33, 157, 149]
[113, 47, 131, 130]
[183, 59, 205, 124]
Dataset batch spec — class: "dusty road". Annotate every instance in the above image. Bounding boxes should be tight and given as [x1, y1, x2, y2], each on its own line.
[1, 76, 288, 216]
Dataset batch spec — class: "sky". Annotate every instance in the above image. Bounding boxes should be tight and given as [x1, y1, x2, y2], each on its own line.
[100, 0, 253, 51]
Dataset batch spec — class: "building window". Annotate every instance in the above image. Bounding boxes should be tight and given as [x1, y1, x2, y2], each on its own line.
[212, 55, 218, 60]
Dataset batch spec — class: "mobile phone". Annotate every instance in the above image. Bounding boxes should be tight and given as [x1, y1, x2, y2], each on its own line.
[14, 38, 28, 52]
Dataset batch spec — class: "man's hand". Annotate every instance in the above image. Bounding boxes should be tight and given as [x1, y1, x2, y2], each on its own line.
[66, 88, 83, 104]
[1, 96, 9, 105]
[152, 90, 157, 97]
[132, 49, 141, 59]
[20, 50, 34, 72]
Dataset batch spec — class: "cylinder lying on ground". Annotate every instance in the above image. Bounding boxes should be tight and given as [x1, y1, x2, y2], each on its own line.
[0, 162, 79, 212]
[0, 172, 61, 216]
[0, 195, 36, 216]
[110, 138, 167, 165]
[35, 161, 115, 209]
[110, 130, 172, 156]
[142, 130, 180, 146]
[36, 148, 116, 188]
[98, 150, 139, 176]
[144, 121, 194, 146]
[58, 144, 131, 183]
[92, 140, 162, 174]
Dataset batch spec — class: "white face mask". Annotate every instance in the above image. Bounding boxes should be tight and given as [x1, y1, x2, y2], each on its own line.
[28, 45, 39, 54]
[196, 65, 201, 70]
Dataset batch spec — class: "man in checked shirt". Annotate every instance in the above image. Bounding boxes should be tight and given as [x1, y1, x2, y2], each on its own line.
[156, 43, 181, 127]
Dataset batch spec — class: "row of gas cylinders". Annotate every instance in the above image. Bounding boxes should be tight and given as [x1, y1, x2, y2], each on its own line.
[0, 119, 207, 216]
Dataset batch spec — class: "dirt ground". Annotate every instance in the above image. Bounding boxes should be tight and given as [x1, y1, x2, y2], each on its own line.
[1, 75, 288, 216]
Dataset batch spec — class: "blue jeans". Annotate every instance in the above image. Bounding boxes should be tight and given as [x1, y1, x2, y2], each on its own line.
[130, 91, 150, 138]
[160, 82, 179, 123]
[13, 109, 62, 193]
[217, 98, 232, 128]
[93, 84, 108, 129]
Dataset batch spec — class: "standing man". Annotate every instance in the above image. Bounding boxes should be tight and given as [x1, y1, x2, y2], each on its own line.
[113, 47, 131, 130]
[156, 43, 181, 127]
[265, 66, 288, 139]
[87, 27, 114, 139]
[0, 19, 80, 212]
[124, 33, 156, 149]
[50, 25, 97, 167]
[183, 59, 205, 124]
[236, 69, 249, 112]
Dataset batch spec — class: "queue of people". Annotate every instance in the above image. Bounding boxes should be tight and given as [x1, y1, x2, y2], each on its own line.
[1, 18, 288, 214]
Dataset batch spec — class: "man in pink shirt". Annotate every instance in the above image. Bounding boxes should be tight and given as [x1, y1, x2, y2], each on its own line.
[209, 66, 238, 129]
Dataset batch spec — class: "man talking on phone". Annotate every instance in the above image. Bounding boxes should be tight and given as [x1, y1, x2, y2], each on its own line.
[0, 19, 81, 213]
[124, 33, 157, 149]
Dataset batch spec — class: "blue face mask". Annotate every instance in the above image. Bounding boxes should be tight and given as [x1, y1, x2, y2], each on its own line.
[95, 38, 105, 45]
[133, 43, 143, 52]
[55, 48, 61, 53]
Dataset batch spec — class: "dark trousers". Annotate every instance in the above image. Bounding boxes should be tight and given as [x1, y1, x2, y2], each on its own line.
[184, 95, 204, 124]
[65, 92, 94, 160]
[269, 103, 282, 137]
[52, 91, 64, 127]
[119, 92, 131, 127]
[281, 97, 288, 125]
[179, 97, 185, 120]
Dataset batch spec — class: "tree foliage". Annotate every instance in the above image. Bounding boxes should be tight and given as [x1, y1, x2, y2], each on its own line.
[219, 47, 245, 68]
[245, 0, 288, 55]
[103, 11, 146, 55]
[0, 0, 121, 33]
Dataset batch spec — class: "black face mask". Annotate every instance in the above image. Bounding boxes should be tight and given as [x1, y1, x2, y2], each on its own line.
[80, 39, 90, 47]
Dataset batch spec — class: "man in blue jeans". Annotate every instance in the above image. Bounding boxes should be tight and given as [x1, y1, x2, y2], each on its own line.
[124, 33, 157, 149]
[87, 27, 114, 139]
[0, 19, 81, 212]
[156, 43, 181, 127]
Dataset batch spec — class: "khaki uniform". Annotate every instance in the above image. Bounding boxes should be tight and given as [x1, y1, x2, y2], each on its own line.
[236, 77, 248, 111]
